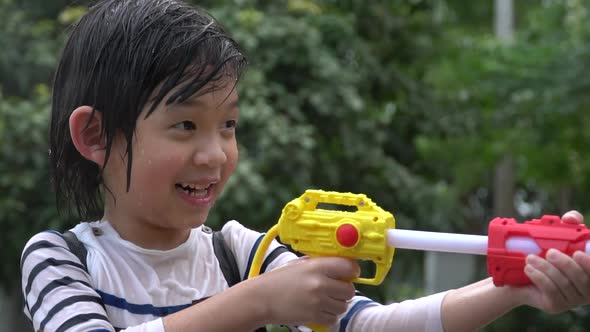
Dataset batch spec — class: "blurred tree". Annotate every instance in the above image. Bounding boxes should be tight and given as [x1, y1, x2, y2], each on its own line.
[1, 0, 590, 330]
[419, 0, 590, 330]
[204, 0, 455, 303]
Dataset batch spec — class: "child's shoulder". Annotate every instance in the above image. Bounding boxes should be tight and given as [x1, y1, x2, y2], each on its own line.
[20, 222, 97, 267]
[219, 219, 265, 245]
[218, 220, 295, 274]
[22, 230, 67, 252]
[219, 219, 251, 234]
[20, 229, 84, 277]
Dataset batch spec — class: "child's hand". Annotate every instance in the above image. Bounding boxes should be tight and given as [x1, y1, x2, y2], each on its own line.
[519, 210, 590, 313]
[254, 256, 359, 327]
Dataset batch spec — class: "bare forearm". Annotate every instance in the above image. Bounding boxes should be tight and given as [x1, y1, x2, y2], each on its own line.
[163, 278, 267, 332]
[441, 278, 524, 332]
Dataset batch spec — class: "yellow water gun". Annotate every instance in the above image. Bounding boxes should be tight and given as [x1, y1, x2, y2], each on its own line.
[248, 189, 396, 285]
[247, 190, 395, 332]
[247, 189, 590, 331]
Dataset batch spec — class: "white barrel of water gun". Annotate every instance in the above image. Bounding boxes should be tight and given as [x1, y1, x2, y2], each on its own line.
[504, 236, 590, 255]
[386, 229, 590, 255]
[387, 229, 488, 255]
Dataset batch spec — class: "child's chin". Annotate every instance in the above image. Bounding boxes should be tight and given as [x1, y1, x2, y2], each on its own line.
[187, 213, 210, 229]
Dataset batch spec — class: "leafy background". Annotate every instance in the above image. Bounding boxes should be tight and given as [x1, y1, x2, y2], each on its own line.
[2, 0, 590, 330]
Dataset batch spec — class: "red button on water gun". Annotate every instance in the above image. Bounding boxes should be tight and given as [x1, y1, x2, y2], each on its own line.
[336, 224, 359, 247]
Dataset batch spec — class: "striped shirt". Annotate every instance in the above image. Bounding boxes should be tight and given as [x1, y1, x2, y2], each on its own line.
[22, 220, 397, 332]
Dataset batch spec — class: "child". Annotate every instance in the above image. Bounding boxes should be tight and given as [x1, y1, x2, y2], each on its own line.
[20, 0, 590, 331]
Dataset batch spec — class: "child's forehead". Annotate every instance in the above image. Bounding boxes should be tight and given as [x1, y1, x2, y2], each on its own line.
[183, 76, 237, 99]
[161, 80, 239, 112]
[181, 91, 239, 108]
[145, 74, 238, 110]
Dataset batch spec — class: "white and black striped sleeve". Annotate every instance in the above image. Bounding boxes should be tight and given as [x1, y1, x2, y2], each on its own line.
[21, 231, 114, 332]
[21, 231, 165, 332]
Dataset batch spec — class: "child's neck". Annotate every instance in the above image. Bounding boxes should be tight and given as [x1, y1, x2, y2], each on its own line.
[103, 211, 192, 250]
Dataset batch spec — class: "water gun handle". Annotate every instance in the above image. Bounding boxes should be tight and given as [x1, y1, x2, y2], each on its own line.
[248, 224, 279, 280]
[487, 215, 590, 286]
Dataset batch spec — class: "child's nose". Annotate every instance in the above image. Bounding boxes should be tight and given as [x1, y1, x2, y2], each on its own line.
[192, 138, 227, 167]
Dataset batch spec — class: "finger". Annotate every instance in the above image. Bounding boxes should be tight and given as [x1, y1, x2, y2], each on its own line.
[312, 257, 360, 280]
[314, 309, 340, 326]
[319, 296, 349, 317]
[573, 251, 590, 272]
[526, 254, 572, 306]
[322, 279, 356, 301]
[546, 249, 587, 301]
[573, 251, 590, 297]
[287, 256, 310, 265]
[561, 210, 584, 224]
[272, 256, 308, 272]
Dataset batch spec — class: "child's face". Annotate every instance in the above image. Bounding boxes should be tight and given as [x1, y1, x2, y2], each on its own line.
[102, 80, 239, 243]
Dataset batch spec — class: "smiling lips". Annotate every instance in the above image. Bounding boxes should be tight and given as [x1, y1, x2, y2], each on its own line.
[176, 182, 212, 198]
[175, 180, 218, 207]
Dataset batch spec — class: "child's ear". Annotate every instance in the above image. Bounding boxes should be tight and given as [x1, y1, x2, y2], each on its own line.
[69, 106, 106, 166]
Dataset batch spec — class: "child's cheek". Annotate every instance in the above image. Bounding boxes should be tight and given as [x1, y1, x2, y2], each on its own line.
[227, 154, 238, 172]
[152, 155, 187, 177]
[227, 145, 239, 170]
[162, 153, 187, 164]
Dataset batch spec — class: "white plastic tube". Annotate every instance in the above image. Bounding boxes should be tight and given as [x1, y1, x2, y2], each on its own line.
[505, 236, 541, 254]
[387, 229, 590, 255]
[387, 229, 488, 255]
[506, 236, 590, 255]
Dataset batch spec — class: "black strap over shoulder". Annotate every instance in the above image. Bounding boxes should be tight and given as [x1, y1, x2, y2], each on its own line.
[62, 230, 89, 272]
[62, 228, 243, 288]
[62, 228, 267, 330]
[211, 230, 267, 332]
[212, 231, 242, 288]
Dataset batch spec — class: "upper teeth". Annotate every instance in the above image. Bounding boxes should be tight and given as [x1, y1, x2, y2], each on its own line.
[180, 183, 209, 190]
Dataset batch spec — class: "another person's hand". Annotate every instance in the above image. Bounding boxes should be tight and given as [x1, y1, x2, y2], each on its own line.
[518, 210, 590, 313]
[253, 256, 359, 326]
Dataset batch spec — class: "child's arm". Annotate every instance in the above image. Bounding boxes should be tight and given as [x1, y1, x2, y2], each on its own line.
[440, 277, 525, 332]
[440, 248, 590, 332]
[343, 211, 590, 332]
[22, 232, 360, 332]
[21, 231, 118, 332]
[163, 256, 360, 331]
[441, 211, 590, 332]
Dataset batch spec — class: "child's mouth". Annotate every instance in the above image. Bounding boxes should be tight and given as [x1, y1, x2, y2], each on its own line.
[175, 183, 212, 198]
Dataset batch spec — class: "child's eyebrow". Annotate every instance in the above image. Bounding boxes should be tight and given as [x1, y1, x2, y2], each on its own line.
[173, 97, 239, 111]
[177, 97, 206, 108]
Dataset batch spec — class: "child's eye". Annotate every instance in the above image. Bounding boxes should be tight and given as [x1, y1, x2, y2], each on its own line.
[173, 121, 196, 131]
[224, 120, 238, 129]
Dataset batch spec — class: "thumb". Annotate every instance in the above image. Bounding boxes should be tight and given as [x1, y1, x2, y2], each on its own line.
[561, 210, 584, 225]
[314, 257, 360, 280]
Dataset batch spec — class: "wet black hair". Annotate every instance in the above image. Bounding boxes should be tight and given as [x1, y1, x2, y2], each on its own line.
[49, 0, 247, 219]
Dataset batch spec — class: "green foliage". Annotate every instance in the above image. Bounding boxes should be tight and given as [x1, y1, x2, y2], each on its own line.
[0, 0, 78, 289]
[0, 0, 64, 97]
[1, 0, 590, 330]
[420, 0, 590, 216]
[417, 2, 590, 329]
[204, 1, 456, 303]
[0, 86, 67, 287]
[206, 0, 456, 230]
